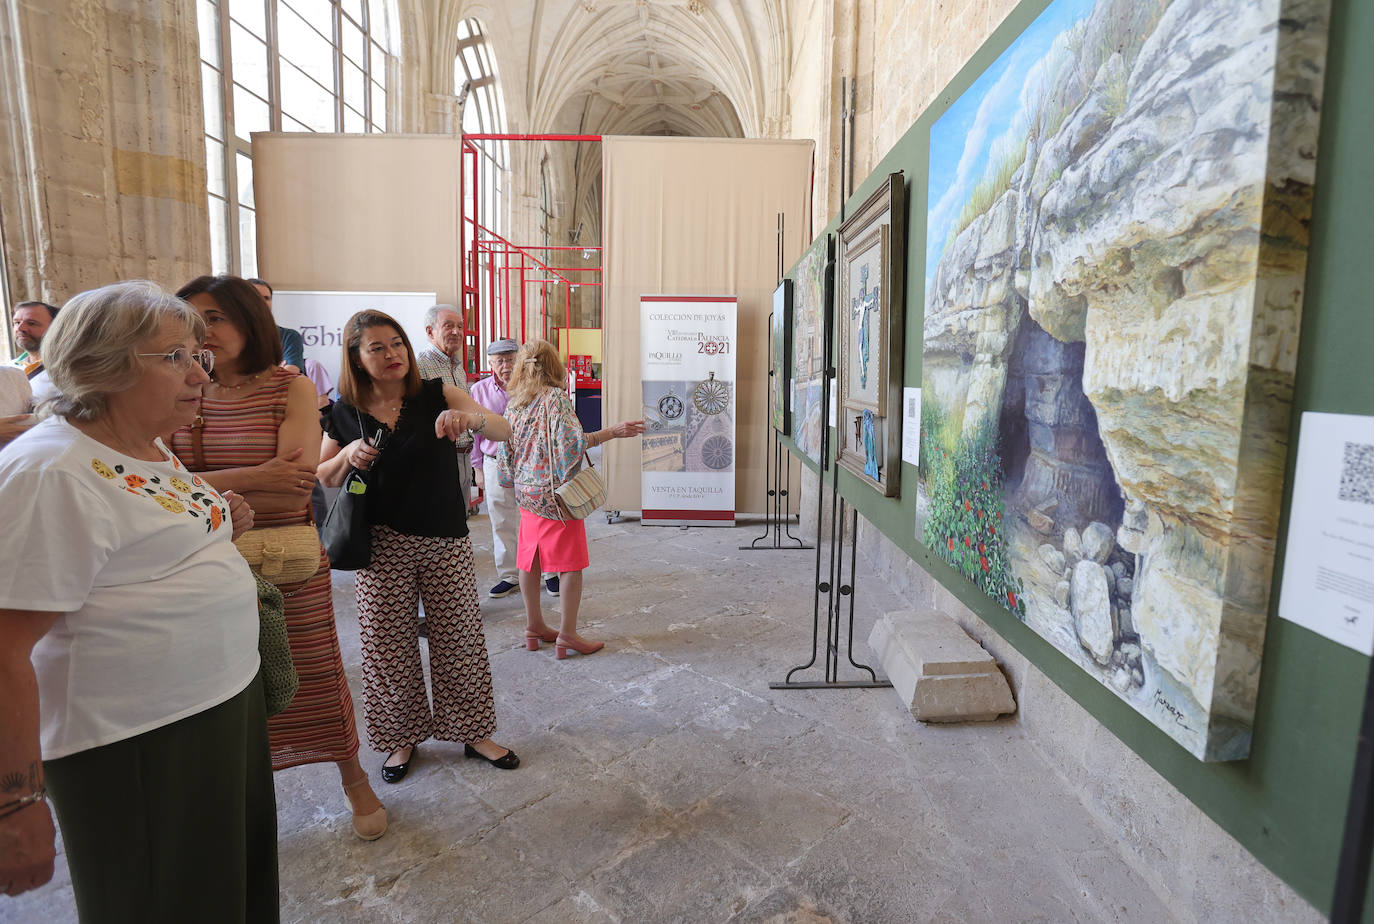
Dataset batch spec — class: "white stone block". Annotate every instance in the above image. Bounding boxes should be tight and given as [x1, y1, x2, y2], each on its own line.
[868, 610, 1016, 723]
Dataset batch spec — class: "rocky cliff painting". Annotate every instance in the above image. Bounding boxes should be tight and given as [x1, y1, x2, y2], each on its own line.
[915, 0, 1329, 760]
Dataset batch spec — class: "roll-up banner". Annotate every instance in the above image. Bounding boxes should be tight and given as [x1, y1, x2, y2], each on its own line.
[640, 295, 737, 526]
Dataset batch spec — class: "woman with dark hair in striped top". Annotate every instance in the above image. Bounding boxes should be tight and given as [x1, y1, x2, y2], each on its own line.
[170, 275, 387, 841]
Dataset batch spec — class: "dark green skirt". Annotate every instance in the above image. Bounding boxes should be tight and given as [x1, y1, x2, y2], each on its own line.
[44, 673, 279, 923]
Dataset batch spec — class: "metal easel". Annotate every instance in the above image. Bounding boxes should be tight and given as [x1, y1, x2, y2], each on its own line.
[742, 211, 810, 552]
[771, 76, 889, 691]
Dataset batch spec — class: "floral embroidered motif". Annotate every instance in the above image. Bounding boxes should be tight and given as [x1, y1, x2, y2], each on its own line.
[154, 496, 187, 514]
[92, 457, 227, 531]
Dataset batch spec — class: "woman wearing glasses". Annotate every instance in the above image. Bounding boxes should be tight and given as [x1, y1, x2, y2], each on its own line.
[169, 275, 386, 841]
[0, 281, 275, 918]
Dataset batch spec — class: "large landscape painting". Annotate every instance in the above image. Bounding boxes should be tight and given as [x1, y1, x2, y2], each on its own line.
[916, 0, 1328, 759]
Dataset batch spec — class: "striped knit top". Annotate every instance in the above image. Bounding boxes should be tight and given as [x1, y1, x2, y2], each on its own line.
[169, 366, 308, 529]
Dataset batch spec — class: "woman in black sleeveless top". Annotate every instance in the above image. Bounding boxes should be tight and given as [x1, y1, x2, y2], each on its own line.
[318, 310, 519, 783]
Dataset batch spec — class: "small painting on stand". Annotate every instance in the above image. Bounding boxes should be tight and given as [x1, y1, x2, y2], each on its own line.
[835, 173, 905, 496]
[790, 235, 833, 465]
[771, 279, 793, 434]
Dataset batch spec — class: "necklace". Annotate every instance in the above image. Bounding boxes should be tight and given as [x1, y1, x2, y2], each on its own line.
[212, 369, 268, 390]
[370, 393, 404, 418]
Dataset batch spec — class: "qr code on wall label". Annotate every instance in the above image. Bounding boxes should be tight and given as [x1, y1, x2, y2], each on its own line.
[1338, 442, 1374, 505]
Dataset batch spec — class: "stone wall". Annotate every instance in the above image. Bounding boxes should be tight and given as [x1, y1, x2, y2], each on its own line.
[0, 0, 209, 306]
[784, 0, 1021, 228]
[798, 476, 1319, 921]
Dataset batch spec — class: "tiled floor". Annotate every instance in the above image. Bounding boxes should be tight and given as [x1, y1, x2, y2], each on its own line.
[7, 510, 1186, 923]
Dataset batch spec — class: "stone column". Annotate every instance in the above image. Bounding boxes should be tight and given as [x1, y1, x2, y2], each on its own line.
[0, 0, 209, 304]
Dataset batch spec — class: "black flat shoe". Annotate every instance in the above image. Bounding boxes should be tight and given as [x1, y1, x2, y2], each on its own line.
[381, 746, 415, 783]
[464, 742, 520, 770]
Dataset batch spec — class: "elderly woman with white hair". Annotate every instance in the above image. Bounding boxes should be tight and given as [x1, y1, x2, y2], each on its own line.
[0, 281, 277, 920]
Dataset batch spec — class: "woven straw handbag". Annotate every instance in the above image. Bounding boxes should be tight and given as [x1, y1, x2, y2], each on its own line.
[554, 456, 607, 520]
[233, 525, 323, 585]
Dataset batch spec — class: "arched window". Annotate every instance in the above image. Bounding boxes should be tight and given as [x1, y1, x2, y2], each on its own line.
[455, 18, 508, 242]
[198, 0, 394, 276]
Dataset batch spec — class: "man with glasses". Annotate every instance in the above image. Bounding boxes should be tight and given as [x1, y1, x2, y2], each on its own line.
[416, 304, 477, 518]
[471, 338, 557, 598]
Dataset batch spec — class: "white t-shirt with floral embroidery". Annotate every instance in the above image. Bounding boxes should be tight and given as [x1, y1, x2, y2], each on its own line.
[0, 416, 260, 759]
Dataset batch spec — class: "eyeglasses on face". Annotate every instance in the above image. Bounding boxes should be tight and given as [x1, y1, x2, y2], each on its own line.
[137, 347, 215, 374]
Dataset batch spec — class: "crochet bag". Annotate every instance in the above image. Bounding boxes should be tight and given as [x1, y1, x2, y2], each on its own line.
[252, 572, 299, 717]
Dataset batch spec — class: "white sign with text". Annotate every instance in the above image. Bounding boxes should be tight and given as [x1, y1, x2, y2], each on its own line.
[271, 290, 438, 387]
[1279, 411, 1374, 655]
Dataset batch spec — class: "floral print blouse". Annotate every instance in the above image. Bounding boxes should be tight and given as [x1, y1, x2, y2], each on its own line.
[498, 387, 587, 520]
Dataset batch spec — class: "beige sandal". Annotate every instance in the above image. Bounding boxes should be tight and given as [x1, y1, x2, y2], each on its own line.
[343, 777, 388, 841]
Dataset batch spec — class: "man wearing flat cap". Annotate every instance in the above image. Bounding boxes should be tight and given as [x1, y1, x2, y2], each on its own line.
[416, 304, 476, 514]
[471, 338, 556, 598]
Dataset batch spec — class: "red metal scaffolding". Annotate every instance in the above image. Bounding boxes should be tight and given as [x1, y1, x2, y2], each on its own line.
[460, 133, 603, 379]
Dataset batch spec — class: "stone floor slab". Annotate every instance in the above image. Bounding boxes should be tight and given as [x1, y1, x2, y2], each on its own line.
[4, 513, 1207, 923]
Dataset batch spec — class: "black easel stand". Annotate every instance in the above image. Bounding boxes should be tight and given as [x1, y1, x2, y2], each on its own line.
[770, 78, 889, 691]
[741, 314, 810, 552]
[769, 79, 887, 690]
[770, 361, 889, 690]
[1332, 659, 1374, 922]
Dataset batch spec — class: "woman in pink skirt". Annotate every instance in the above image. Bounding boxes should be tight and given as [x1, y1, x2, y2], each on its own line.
[498, 340, 643, 658]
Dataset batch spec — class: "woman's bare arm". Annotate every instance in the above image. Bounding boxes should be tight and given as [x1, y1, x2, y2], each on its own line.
[0, 608, 59, 897]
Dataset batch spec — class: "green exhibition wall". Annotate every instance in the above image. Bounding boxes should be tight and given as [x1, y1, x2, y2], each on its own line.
[778, 0, 1372, 912]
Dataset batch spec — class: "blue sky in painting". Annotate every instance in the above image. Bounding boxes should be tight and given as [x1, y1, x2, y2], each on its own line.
[924, 0, 1098, 290]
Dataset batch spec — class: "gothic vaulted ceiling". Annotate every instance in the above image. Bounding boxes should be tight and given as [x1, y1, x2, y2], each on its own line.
[522, 0, 788, 139]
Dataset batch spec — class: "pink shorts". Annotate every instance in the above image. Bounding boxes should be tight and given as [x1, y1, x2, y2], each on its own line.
[517, 508, 590, 573]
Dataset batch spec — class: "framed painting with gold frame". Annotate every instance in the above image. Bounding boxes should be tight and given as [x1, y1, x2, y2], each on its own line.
[835, 172, 905, 496]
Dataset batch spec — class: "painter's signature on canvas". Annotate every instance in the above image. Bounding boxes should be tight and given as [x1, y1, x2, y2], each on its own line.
[1153, 690, 1193, 732]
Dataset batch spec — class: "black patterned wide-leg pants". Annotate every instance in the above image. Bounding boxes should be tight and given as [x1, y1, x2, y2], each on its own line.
[354, 525, 498, 753]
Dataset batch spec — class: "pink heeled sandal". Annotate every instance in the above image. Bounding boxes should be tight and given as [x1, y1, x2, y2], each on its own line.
[555, 634, 605, 659]
[524, 627, 559, 651]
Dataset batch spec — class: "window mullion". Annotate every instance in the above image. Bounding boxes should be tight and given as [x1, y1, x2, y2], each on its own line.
[267, 0, 281, 131]
[217, 2, 242, 273]
[333, 2, 343, 132]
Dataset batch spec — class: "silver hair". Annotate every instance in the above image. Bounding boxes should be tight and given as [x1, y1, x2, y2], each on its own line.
[423, 303, 461, 330]
[40, 280, 205, 422]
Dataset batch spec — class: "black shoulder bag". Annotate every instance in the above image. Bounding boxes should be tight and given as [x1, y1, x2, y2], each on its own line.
[321, 409, 381, 570]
